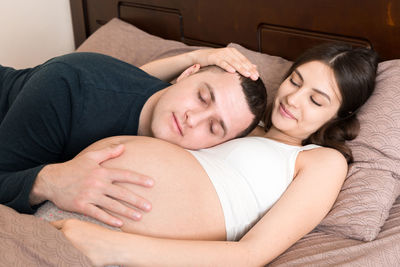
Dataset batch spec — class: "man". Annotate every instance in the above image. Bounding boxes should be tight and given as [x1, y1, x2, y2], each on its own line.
[0, 52, 266, 226]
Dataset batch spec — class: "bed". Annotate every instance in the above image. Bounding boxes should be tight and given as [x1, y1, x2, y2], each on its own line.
[1, 0, 400, 265]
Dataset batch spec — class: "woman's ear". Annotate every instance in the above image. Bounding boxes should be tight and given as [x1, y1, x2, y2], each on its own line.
[176, 64, 201, 83]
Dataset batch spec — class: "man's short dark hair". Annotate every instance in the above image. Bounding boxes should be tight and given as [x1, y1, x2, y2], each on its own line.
[236, 75, 267, 137]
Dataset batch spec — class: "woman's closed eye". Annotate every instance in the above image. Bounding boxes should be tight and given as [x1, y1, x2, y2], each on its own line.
[310, 96, 322, 106]
[289, 77, 301, 87]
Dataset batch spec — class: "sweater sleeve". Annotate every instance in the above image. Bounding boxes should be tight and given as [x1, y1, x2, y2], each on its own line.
[0, 63, 75, 213]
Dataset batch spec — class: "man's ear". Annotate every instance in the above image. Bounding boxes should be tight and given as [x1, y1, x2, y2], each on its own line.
[176, 64, 201, 83]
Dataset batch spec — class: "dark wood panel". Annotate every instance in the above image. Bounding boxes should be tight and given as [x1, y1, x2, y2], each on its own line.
[119, 3, 182, 41]
[258, 24, 372, 60]
[69, 0, 86, 47]
[70, 0, 400, 60]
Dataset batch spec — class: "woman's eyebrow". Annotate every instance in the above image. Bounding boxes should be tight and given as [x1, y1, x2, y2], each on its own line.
[294, 69, 303, 82]
[294, 69, 331, 103]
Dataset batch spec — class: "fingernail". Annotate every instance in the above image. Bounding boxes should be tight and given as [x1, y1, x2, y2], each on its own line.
[133, 213, 142, 220]
[146, 179, 154, 186]
[111, 143, 122, 148]
[114, 220, 123, 227]
[143, 203, 152, 211]
[228, 67, 236, 73]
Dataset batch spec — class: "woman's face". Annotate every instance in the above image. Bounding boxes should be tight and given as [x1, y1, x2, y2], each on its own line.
[271, 61, 342, 141]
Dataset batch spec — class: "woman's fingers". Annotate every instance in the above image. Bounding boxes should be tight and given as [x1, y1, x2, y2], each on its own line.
[217, 60, 237, 73]
[51, 219, 113, 266]
[208, 48, 259, 80]
[50, 219, 67, 229]
[230, 48, 259, 80]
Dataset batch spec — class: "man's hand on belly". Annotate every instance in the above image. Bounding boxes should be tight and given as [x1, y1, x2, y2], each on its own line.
[30, 144, 154, 227]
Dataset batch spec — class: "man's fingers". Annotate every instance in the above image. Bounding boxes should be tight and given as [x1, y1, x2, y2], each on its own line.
[105, 183, 152, 212]
[103, 168, 153, 212]
[82, 204, 125, 227]
[88, 144, 125, 164]
[98, 194, 144, 221]
[106, 167, 154, 187]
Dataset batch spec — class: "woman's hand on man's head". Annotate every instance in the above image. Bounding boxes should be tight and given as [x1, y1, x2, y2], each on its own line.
[189, 47, 259, 80]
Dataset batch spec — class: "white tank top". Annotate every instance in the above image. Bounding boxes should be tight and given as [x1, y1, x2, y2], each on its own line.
[187, 136, 319, 241]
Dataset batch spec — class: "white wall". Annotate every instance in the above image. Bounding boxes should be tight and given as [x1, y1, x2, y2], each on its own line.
[0, 0, 75, 68]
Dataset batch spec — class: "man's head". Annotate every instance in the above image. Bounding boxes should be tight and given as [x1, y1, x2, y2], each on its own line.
[142, 64, 267, 149]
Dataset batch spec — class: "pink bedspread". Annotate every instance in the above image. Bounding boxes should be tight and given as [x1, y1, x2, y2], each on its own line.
[1, 198, 399, 266]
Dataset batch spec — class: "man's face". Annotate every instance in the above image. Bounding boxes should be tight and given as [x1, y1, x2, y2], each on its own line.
[150, 69, 254, 149]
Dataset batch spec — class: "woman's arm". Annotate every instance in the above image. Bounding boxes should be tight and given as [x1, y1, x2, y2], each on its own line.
[140, 47, 259, 82]
[54, 147, 347, 266]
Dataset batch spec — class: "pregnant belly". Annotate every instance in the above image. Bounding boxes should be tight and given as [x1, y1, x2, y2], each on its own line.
[96, 136, 226, 241]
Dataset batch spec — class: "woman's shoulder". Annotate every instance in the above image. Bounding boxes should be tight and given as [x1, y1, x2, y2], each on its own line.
[296, 146, 348, 180]
[300, 146, 347, 166]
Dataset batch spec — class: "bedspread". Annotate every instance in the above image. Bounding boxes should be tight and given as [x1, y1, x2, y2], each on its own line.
[0, 204, 91, 266]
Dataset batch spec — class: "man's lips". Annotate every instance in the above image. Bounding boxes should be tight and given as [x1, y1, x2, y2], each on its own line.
[279, 103, 296, 120]
[172, 113, 183, 136]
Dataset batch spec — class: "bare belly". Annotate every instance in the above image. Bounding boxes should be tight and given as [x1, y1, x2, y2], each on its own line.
[84, 136, 226, 241]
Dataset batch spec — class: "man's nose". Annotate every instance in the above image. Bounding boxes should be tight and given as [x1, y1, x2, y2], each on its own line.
[185, 110, 212, 127]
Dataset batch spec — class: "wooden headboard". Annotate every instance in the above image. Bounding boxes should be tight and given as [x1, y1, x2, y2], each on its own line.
[70, 0, 400, 61]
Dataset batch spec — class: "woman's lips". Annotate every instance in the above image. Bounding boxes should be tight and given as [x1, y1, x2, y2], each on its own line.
[279, 103, 296, 120]
[172, 113, 183, 136]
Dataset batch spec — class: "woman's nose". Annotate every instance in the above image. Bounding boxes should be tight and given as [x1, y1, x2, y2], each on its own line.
[287, 89, 303, 107]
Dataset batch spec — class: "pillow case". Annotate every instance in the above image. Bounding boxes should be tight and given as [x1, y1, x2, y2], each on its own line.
[76, 18, 400, 241]
[76, 18, 200, 66]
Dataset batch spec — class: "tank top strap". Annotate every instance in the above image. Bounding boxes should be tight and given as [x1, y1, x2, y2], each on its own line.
[299, 143, 321, 151]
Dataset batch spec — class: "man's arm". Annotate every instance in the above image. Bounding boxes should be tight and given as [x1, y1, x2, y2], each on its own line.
[0, 64, 154, 226]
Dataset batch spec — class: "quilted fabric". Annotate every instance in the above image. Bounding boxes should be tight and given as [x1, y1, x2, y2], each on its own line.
[269, 196, 400, 266]
[0, 204, 92, 266]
